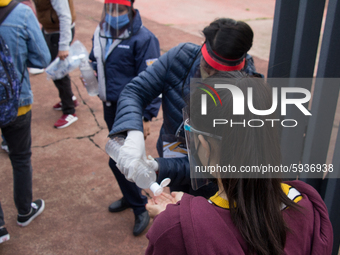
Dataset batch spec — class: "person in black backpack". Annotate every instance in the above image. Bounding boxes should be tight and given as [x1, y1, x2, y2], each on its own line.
[0, 0, 51, 244]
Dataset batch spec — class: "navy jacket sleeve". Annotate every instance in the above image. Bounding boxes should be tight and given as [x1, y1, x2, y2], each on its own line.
[110, 44, 179, 134]
[156, 157, 191, 186]
[144, 97, 161, 121]
[134, 32, 162, 120]
[134, 33, 160, 75]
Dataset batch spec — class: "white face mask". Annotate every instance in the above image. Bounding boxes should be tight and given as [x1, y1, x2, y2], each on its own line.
[200, 65, 210, 80]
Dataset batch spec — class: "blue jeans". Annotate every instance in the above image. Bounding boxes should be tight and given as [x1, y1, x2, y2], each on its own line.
[0, 111, 33, 227]
[103, 102, 147, 216]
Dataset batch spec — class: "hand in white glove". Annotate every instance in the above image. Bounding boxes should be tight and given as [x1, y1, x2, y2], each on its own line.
[116, 130, 146, 177]
[121, 157, 159, 182]
[145, 155, 159, 173]
[116, 130, 159, 181]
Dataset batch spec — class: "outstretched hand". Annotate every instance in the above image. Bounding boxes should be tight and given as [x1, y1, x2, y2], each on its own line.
[146, 191, 184, 218]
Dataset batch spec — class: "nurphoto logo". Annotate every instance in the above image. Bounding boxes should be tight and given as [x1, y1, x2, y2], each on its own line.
[201, 84, 311, 116]
[199, 82, 312, 128]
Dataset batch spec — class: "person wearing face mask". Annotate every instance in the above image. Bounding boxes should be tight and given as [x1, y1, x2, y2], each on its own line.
[144, 72, 333, 255]
[109, 18, 262, 198]
[89, 0, 161, 236]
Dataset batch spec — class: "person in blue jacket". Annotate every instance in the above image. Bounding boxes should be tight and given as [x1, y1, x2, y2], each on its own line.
[89, 0, 161, 236]
[0, 0, 51, 243]
[109, 18, 263, 198]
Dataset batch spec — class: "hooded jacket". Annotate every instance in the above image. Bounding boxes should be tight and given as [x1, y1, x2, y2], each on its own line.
[146, 180, 333, 255]
[89, 9, 161, 120]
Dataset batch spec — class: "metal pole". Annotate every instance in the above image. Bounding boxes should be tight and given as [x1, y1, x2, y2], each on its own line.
[299, 0, 340, 253]
[267, 0, 300, 78]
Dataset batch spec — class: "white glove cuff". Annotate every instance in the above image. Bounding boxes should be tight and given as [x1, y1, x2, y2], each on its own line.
[127, 130, 144, 138]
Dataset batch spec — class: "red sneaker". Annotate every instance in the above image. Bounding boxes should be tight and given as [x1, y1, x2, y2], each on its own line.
[53, 96, 79, 111]
[54, 114, 78, 129]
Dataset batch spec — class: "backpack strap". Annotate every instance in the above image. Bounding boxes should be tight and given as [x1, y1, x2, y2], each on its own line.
[0, 1, 19, 26]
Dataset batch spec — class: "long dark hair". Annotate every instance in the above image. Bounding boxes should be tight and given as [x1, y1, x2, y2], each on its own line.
[190, 72, 299, 255]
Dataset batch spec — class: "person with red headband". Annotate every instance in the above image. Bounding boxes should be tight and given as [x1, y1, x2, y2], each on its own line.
[144, 72, 333, 255]
[109, 18, 262, 199]
[88, 0, 161, 236]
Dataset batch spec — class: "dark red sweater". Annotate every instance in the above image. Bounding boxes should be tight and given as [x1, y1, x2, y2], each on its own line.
[146, 180, 333, 255]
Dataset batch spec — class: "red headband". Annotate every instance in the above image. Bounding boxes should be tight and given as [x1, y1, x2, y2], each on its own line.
[201, 44, 245, 72]
[105, 0, 131, 6]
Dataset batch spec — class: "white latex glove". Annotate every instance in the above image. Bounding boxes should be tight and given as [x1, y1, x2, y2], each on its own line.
[116, 130, 146, 177]
[124, 157, 158, 182]
[145, 155, 159, 173]
[116, 130, 160, 182]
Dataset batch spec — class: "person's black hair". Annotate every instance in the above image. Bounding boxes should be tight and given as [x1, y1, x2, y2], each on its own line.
[202, 18, 253, 60]
[190, 71, 300, 255]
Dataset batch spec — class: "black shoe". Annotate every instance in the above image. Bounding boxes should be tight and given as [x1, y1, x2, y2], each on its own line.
[0, 227, 10, 244]
[108, 198, 130, 213]
[17, 199, 45, 227]
[133, 211, 150, 236]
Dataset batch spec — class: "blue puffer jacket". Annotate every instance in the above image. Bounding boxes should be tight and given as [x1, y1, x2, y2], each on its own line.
[89, 9, 161, 120]
[110, 42, 260, 186]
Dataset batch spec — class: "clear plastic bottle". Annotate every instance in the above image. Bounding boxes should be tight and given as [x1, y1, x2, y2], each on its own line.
[45, 40, 88, 80]
[79, 60, 98, 96]
[105, 136, 170, 196]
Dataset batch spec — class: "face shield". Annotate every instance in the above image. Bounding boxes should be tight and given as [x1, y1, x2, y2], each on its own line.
[183, 107, 222, 190]
[100, 0, 133, 40]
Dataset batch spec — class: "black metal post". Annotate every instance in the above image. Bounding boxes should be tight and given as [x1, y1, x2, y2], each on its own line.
[267, 0, 300, 78]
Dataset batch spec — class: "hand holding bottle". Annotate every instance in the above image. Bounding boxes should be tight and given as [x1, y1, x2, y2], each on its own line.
[105, 133, 169, 196]
[79, 60, 98, 96]
[46, 40, 87, 80]
[116, 130, 148, 177]
[58, 50, 69, 60]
